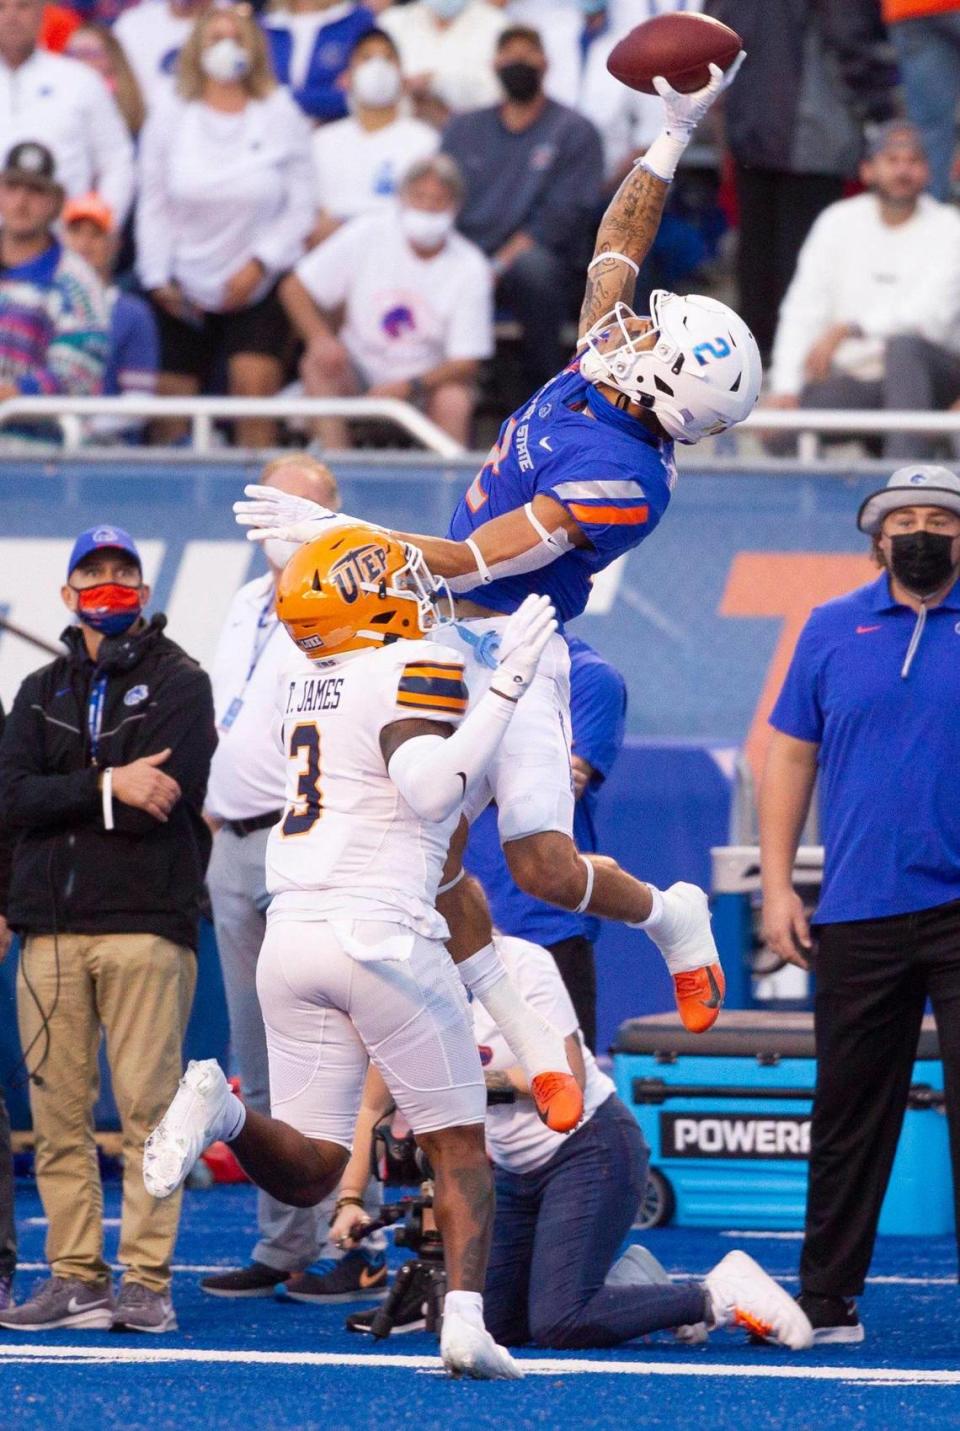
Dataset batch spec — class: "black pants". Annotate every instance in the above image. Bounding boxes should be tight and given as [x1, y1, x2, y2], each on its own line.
[733, 165, 845, 361]
[547, 935, 597, 1053]
[800, 898, 960, 1298]
[0, 1086, 15, 1280]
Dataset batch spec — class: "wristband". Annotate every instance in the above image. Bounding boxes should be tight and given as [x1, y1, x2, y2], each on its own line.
[101, 767, 115, 832]
[639, 127, 691, 183]
[573, 854, 595, 915]
[334, 1196, 365, 1214]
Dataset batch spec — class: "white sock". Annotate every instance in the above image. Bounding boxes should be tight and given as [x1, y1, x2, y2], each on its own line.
[456, 944, 568, 1078]
[444, 1289, 485, 1329]
[627, 883, 665, 931]
[222, 1093, 247, 1143]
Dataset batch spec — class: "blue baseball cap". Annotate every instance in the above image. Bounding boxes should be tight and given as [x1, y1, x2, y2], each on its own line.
[67, 525, 142, 579]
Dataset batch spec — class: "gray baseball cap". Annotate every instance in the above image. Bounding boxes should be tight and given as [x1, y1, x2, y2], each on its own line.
[857, 465, 960, 533]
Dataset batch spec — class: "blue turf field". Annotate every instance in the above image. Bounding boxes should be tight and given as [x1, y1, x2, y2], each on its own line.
[1, 1181, 957, 1431]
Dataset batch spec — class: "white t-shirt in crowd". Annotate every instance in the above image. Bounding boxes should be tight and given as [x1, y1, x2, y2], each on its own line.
[206, 572, 311, 823]
[472, 935, 616, 1175]
[295, 207, 493, 384]
[114, 1, 197, 111]
[135, 88, 315, 312]
[771, 192, 960, 395]
[312, 115, 439, 221]
[379, 0, 507, 114]
[0, 49, 135, 222]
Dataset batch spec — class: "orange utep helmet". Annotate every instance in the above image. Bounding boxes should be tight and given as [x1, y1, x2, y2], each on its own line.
[275, 524, 451, 661]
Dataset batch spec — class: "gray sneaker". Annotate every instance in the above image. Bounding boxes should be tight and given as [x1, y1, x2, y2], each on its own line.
[0, 1275, 114, 1331]
[112, 1279, 177, 1334]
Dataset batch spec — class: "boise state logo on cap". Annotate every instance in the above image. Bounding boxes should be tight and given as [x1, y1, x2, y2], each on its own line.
[67, 524, 142, 578]
[857, 465, 960, 533]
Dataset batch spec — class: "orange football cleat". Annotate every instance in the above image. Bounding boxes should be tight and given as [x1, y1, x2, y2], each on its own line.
[673, 962, 725, 1033]
[531, 1072, 584, 1133]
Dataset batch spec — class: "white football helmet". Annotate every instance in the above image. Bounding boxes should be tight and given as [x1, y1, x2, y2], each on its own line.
[579, 290, 762, 444]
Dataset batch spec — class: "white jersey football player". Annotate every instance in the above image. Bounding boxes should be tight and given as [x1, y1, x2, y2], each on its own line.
[144, 525, 566, 1379]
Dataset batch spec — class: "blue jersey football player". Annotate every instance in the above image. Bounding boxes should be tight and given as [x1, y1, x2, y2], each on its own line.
[237, 57, 758, 1047]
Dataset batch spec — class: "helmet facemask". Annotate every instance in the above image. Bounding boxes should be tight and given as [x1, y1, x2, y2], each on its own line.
[389, 543, 455, 638]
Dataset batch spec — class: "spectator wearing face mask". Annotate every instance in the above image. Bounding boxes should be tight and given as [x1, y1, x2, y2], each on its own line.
[309, 27, 438, 246]
[441, 24, 603, 392]
[281, 153, 493, 448]
[379, 0, 508, 125]
[135, 4, 314, 449]
[113, 0, 212, 115]
[265, 0, 376, 123]
[507, 0, 686, 182]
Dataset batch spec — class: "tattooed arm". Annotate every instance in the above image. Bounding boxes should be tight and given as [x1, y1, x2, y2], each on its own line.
[577, 53, 746, 341]
[577, 167, 669, 339]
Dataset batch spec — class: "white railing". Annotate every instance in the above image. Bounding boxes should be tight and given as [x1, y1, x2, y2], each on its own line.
[2, 397, 960, 463]
[0, 395, 466, 458]
[741, 408, 960, 462]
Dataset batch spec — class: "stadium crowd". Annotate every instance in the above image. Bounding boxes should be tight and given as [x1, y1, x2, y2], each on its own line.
[2, 0, 960, 450]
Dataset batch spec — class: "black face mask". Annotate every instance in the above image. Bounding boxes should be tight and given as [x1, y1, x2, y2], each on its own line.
[498, 61, 542, 103]
[889, 530, 958, 596]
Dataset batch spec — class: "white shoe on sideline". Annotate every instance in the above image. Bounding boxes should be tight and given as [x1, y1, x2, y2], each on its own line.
[440, 1310, 523, 1380]
[704, 1251, 813, 1350]
[143, 1059, 237, 1200]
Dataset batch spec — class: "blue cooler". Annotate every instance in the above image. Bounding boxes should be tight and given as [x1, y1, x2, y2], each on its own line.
[612, 1011, 952, 1236]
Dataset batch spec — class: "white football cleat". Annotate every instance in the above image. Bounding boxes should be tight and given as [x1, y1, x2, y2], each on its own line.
[640, 882, 725, 1032]
[440, 1311, 523, 1380]
[704, 1251, 813, 1350]
[143, 1059, 239, 1200]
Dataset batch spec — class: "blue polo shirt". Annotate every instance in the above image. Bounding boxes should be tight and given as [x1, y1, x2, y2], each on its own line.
[770, 573, 960, 924]
[465, 637, 627, 946]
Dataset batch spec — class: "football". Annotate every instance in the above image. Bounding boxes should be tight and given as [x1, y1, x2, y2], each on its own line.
[607, 12, 742, 96]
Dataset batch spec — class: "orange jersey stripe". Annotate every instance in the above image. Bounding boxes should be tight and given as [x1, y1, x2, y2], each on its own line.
[402, 664, 466, 680]
[567, 502, 650, 527]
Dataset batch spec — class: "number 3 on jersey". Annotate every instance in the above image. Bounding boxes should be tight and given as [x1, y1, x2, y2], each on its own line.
[281, 723, 322, 836]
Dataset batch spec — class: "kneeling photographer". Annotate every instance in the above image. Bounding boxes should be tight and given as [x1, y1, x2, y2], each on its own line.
[331, 936, 810, 1351]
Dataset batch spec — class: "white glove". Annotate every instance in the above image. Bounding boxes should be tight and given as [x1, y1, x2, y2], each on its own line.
[489, 594, 558, 702]
[233, 484, 369, 544]
[653, 54, 745, 136]
[643, 53, 745, 182]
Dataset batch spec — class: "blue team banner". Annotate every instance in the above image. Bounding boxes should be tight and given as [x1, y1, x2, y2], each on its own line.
[0, 457, 887, 771]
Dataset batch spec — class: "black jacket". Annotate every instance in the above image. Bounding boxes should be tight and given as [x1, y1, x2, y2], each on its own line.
[0, 702, 12, 919]
[704, 0, 895, 173]
[0, 616, 217, 950]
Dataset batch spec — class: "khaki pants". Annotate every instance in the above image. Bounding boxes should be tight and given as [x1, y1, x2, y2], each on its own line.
[17, 933, 196, 1292]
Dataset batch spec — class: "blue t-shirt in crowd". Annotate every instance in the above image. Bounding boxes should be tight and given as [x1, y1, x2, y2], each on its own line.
[465, 636, 627, 946]
[769, 573, 960, 924]
[105, 290, 159, 398]
[448, 356, 677, 623]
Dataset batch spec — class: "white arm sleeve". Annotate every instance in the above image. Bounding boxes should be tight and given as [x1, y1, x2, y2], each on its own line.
[387, 686, 517, 822]
[445, 504, 574, 592]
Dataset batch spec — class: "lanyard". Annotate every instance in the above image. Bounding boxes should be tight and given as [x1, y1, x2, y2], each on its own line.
[246, 593, 279, 685]
[87, 674, 108, 765]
